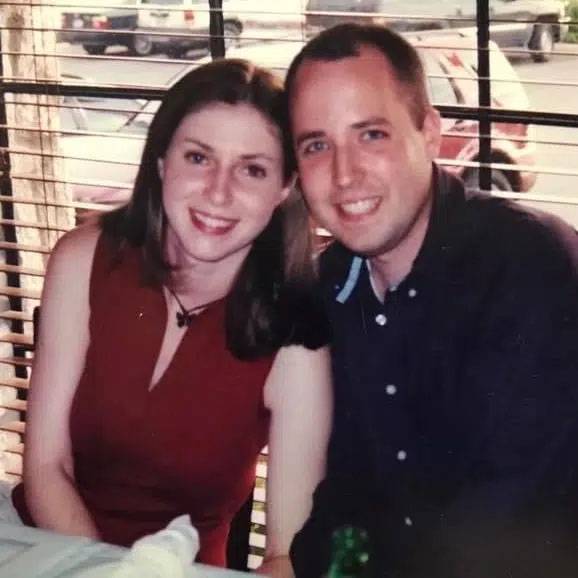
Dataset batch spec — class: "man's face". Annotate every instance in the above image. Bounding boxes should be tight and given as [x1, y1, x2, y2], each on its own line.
[290, 46, 441, 258]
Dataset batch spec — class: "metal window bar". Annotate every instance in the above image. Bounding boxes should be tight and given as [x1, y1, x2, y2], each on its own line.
[2, 0, 578, 566]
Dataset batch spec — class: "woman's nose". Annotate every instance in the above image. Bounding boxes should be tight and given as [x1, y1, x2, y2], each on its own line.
[204, 166, 233, 206]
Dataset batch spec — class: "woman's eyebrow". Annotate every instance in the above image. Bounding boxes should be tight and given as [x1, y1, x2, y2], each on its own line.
[183, 137, 212, 150]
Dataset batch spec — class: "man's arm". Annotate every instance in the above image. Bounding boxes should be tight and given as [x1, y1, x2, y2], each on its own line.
[424, 221, 578, 577]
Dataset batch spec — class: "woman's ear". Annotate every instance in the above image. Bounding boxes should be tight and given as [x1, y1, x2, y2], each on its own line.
[157, 157, 164, 180]
[280, 173, 298, 203]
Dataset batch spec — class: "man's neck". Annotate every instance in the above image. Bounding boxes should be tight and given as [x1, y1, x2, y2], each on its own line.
[367, 197, 432, 300]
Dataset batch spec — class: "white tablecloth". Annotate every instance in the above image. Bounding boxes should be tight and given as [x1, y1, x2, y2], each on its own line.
[0, 522, 252, 578]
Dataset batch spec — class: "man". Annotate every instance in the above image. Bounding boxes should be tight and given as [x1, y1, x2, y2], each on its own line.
[285, 23, 578, 578]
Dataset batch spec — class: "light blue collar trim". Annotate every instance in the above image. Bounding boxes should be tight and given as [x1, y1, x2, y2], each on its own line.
[335, 256, 364, 304]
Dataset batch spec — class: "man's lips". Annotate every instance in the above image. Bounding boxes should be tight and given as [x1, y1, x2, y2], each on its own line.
[189, 209, 237, 234]
[336, 197, 381, 220]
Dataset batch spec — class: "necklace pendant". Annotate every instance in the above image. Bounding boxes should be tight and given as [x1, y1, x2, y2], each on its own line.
[176, 311, 192, 328]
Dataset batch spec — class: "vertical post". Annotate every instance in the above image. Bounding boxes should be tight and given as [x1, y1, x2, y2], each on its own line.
[0, 0, 74, 481]
[477, 0, 492, 191]
[208, 0, 225, 59]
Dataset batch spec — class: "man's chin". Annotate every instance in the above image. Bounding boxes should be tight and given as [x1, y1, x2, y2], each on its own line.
[333, 235, 384, 257]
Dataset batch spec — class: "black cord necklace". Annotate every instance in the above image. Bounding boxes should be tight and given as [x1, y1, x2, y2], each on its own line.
[165, 285, 221, 328]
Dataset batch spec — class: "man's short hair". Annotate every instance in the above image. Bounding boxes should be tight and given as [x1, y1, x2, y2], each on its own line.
[285, 23, 430, 128]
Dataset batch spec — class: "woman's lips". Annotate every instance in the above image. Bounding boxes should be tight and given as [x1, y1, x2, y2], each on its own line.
[189, 209, 237, 235]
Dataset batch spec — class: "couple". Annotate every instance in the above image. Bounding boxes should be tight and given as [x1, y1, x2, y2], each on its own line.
[11, 23, 578, 578]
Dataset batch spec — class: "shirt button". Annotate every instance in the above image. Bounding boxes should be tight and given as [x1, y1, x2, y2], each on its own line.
[408, 288, 417, 298]
[375, 314, 387, 326]
[404, 516, 413, 527]
[385, 384, 397, 395]
[397, 450, 407, 461]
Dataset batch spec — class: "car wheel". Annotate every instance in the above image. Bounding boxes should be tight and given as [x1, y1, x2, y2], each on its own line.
[166, 47, 185, 59]
[530, 24, 554, 63]
[132, 35, 154, 57]
[83, 44, 106, 55]
[463, 169, 513, 192]
[224, 20, 242, 50]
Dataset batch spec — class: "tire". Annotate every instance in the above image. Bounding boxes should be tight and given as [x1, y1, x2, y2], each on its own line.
[530, 24, 554, 63]
[83, 44, 106, 55]
[224, 20, 242, 50]
[166, 46, 185, 59]
[463, 169, 513, 192]
[132, 35, 154, 57]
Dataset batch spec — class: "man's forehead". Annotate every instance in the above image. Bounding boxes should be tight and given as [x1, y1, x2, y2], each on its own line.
[291, 47, 397, 97]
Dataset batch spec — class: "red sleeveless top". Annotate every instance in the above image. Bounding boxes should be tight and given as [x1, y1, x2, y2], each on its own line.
[15, 233, 274, 566]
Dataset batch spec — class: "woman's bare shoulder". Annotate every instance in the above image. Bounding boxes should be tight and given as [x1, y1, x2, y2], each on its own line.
[48, 224, 101, 271]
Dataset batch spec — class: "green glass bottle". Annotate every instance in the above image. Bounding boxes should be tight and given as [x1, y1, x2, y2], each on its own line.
[326, 525, 370, 578]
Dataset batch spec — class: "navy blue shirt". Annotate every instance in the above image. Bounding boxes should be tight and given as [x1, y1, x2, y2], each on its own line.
[291, 169, 578, 578]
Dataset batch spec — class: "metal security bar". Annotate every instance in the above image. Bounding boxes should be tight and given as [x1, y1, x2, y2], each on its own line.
[2, 0, 578, 569]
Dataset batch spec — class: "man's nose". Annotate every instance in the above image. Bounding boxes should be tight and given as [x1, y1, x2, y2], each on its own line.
[333, 144, 358, 189]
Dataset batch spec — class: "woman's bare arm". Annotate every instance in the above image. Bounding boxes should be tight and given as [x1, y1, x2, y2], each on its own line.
[24, 225, 101, 538]
[258, 345, 333, 578]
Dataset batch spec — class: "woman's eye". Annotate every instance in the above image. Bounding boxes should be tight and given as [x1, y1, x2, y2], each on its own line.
[302, 140, 328, 156]
[361, 129, 388, 142]
[184, 151, 207, 164]
[244, 164, 267, 179]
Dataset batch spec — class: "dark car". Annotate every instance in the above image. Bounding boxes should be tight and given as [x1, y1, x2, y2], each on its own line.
[59, 1, 142, 55]
[59, 0, 244, 57]
[305, 0, 569, 62]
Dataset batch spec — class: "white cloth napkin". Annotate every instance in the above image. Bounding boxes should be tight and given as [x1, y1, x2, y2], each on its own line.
[75, 515, 200, 578]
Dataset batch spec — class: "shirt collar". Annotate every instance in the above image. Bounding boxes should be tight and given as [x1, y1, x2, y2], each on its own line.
[334, 165, 466, 303]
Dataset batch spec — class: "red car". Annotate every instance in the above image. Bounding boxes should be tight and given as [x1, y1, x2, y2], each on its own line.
[414, 34, 536, 192]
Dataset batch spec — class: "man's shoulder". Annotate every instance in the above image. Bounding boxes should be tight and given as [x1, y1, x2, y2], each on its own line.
[452, 190, 578, 272]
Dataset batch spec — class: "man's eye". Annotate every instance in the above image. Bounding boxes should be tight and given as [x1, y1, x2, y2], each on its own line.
[361, 129, 388, 141]
[185, 151, 207, 164]
[244, 164, 267, 179]
[302, 141, 328, 156]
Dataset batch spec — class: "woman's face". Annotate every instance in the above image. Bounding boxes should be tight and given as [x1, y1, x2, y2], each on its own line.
[158, 102, 290, 268]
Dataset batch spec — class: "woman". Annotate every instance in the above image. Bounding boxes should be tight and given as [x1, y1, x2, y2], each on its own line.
[11, 59, 332, 577]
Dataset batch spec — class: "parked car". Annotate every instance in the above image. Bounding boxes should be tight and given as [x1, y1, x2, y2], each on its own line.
[59, 0, 140, 55]
[59, 0, 244, 57]
[305, 0, 570, 62]
[221, 35, 536, 191]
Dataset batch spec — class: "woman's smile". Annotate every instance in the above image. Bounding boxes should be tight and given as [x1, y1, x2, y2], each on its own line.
[189, 208, 238, 236]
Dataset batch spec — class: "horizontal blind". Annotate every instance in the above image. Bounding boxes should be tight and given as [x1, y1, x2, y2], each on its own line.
[1, 0, 578, 566]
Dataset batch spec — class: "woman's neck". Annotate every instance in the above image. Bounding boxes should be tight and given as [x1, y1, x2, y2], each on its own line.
[165, 247, 249, 308]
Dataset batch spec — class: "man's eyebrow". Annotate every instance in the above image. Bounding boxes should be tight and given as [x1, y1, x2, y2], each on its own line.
[295, 130, 325, 148]
[295, 118, 392, 148]
[351, 117, 391, 130]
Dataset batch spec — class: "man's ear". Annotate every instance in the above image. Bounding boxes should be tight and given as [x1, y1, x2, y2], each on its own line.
[157, 157, 164, 180]
[422, 106, 442, 160]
